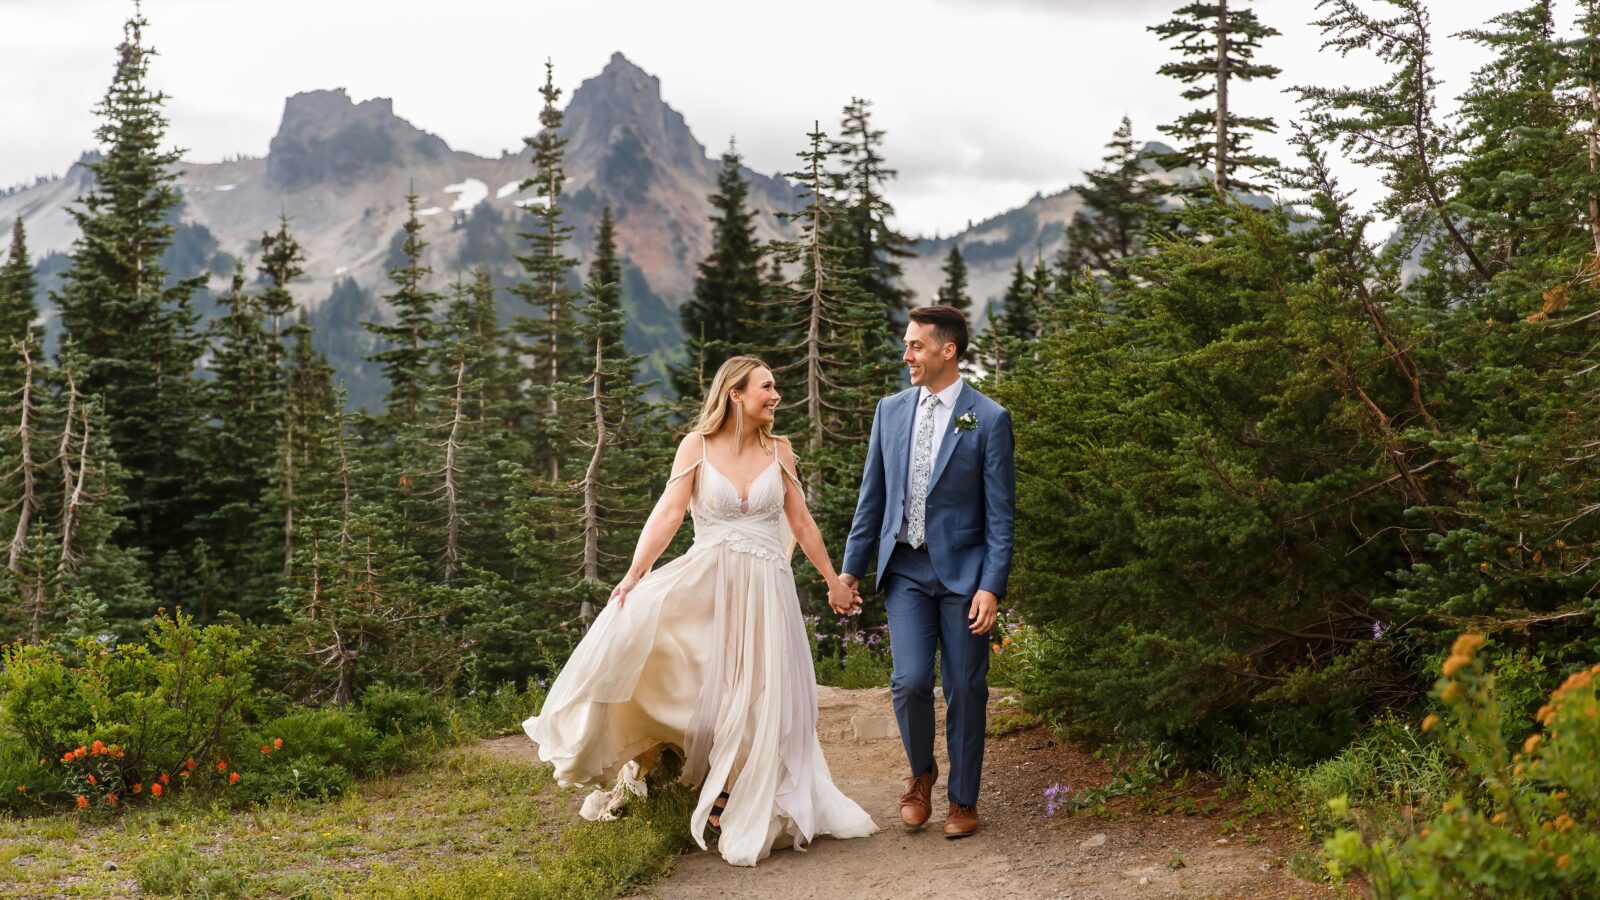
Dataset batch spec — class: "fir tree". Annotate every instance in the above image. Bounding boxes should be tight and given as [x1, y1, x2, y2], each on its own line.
[830, 98, 914, 327]
[257, 212, 306, 355]
[1296, 0, 1491, 280]
[935, 244, 972, 315]
[54, 9, 207, 585]
[273, 314, 337, 581]
[673, 145, 766, 397]
[0, 219, 40, 377]
[364, 192, 442, 424]
[508, 61, 584, 482]
[202, 265, 281, 618]
[1150, 0, 1281, 192]
[1060, 117, 1169, 276]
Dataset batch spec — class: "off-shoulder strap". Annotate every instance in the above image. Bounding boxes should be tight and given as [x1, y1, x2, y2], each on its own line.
[665, 432, 705, 487]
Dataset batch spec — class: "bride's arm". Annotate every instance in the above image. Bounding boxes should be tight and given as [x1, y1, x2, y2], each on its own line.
[776, 437, 861, 615]
[611, 433, 701, 606]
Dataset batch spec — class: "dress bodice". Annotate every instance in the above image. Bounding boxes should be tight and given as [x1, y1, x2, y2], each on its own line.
[686, 455, 790, 565]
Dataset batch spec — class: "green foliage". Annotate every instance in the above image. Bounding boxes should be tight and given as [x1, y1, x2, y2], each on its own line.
[1325, 635, 1600, 895]
[0, 609, 256, 809]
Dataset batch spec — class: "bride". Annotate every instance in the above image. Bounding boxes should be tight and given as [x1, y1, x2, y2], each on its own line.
[523, 356, 879, 866]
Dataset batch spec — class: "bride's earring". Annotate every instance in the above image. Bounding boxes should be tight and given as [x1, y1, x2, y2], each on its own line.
[733, 398, 745, 452]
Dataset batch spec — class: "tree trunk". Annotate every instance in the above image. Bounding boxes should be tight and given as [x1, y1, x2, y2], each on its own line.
[442, 357, 468, 583]
[579, 331, 606, 630]
[1215, 0, 1230, 193]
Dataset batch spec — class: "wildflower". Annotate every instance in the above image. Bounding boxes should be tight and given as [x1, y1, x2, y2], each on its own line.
[216, 760, 228, 772]
[75, 795, 89, 809]
[87, 774, 97, 785]
[183, 757, 196, 772]
[159, 773, 170, 785]
[261, 745, 271, 755]
[867, 635, 881, 645]
[1001, 636, 1012, 646]
[14, 785, 23, 793]
[1441, 682, 1464, 703]
[104, 793, 117, 807]
[132, 783, 141, 794]
[151, 783, 163, 798]
[1371, 621, 1386, 640]
[91, 740, 106, 756]
[1523, 734, 1543, 755]
[1450, 633, 1486, 659]
[1491, 812, 1507, 825]
[273, 738, 284, 750]
[179, 771, 189, 779]
[229, 772, 240, 785]
[1442, 655, 1469, 677]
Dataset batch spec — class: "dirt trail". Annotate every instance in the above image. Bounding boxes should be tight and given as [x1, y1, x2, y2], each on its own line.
[498, 687, 1331, 899]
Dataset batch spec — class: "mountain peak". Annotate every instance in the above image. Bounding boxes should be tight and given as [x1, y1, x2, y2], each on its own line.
[266, 88, 451, 192]
[562, 52, 704, 177]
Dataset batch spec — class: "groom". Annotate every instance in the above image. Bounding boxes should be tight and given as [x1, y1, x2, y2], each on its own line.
[839, 304, 1015, 839]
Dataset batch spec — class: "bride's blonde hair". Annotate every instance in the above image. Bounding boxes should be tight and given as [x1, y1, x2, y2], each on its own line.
[692, 356, 776, 455]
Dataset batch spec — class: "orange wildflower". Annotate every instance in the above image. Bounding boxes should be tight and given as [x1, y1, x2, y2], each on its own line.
[90, 740, 106, 756]
[261, 745, 271, 755]
[14, 785, 23, 793]
[75, 795, 88, 809]
[87, 774, 96, 785]
[159, 773, 170, 785]
[229, 772, 240, 785]
[273, 738, 283, 750]
[215, 760, 228, 772]
[1524, 734, 1543, 755]
[1421, 714, 1440, 733]
[104, 793, 117, 807]
[150, 783, 163, 798]
[132, 783, 141, 794]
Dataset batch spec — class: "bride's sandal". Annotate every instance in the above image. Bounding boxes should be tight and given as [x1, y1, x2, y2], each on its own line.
[704, 791, 731, 843]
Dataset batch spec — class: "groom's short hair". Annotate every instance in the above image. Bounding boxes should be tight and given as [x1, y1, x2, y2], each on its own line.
[909, 305, 970, 358]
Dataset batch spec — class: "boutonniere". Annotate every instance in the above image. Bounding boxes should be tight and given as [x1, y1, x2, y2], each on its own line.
[955, 411, 979, 432]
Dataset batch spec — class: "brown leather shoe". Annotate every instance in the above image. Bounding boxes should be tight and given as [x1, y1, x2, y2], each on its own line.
[899, 760, 938, 830]
[944, 802, 980, 839]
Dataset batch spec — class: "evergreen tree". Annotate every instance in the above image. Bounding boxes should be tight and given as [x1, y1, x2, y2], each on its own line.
[1060, 117, 1169, 277]
[830, 98, 914, 327]
[54, 9, 207, 587]
[673, 145, 767, 397]
[1296, 0, 1491, 281]
[257, 212, 306, 356]
[508, 61, 584, 482]
[202, 265, 281, 618]
[364, 192, 442, 424]
[0, 219, 40, 378]
[935, 244, 972, 315]
[975, 259, 1033, 379]
[272, 314, 338, 581]
[1150, 0, 1281, 192]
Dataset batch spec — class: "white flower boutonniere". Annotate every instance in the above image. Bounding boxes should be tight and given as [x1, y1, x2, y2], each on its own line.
[955, 411, 979, 432]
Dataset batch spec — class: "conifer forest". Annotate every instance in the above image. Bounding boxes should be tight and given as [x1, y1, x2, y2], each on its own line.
[5, 0, 1600, 894]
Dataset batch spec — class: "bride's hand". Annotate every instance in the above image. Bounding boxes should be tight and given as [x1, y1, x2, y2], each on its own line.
[827, 578, 860, 616]
[609, 574, 640, 607]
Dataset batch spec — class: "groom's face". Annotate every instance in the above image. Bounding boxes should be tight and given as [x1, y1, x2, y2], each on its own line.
[903, 321, 956, 388]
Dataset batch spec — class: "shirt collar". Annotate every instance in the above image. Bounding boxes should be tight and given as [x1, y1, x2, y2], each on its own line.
[919, 378, 964, 409]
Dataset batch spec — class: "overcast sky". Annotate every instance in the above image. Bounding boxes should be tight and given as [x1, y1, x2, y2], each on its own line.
[0, 0, 1547, 237]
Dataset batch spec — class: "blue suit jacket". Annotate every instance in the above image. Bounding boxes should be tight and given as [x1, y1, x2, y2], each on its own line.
[842, 381, 1015, 599]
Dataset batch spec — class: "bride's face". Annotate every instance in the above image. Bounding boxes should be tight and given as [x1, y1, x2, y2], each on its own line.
[732, 367, 780, 429]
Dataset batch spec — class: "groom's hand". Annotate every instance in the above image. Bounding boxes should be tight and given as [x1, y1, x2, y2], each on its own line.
[968, 590, 999, 634]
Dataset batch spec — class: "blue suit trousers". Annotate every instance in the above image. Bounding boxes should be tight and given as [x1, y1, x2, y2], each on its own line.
[883, 541, 989, 808]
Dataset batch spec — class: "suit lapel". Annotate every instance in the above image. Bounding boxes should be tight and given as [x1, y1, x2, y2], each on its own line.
[891, 390, 917, 496]
[927, 382, 973, 492]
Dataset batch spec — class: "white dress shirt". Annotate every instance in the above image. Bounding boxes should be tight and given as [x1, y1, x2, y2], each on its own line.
[897, 378, 965, 543]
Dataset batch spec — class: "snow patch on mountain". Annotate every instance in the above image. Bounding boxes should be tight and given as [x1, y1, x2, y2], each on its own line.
[445, 178, 487, 212]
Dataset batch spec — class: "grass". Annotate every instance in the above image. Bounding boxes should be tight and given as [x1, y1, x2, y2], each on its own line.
[0, 742, 697, 898]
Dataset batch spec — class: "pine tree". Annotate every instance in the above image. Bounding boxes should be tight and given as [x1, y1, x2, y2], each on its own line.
[830, 98, 914, 327]
[508, 61, 584, 482]
[673, 145, 767, 397]
[1060, 117, 1169, 276]
[54, 10, 207, 587]
[1150, 0, 1281, 192]
[935, 245, 972, 314]
[273, 314, 338, 582]
[364, 192, 442, 424]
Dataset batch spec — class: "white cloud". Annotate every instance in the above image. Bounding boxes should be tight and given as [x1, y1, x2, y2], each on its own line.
[0, 1, 1517, 236]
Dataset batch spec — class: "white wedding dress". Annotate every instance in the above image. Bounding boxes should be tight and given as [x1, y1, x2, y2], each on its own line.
[523, 439, 878, 866]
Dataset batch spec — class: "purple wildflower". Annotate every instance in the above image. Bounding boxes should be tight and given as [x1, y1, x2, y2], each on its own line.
[1372, 621, 1386, 641]
[1043, 782, 1070, 817]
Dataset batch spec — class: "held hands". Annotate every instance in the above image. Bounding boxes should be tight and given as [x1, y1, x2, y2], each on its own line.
[609, 574, 641, 608]
[830, 574, 863, 616]
[968, 589, 999, 634]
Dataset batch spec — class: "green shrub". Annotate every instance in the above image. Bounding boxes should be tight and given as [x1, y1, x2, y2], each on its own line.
[360, 684, 450, 741]
[1292, 714, 1452, 839]
[1325, 633, 1600, 895]
[0, 609, 256, 810]
[0, 739, 49, 814]
[234, 757, 353, 803]
[255, 707, 399, 778]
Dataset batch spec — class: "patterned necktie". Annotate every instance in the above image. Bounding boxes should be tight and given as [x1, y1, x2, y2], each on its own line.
[907, 392, 940, 549]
